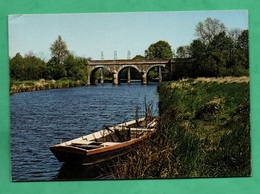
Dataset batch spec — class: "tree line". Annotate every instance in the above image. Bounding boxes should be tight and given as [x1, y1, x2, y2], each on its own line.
[9, 17, 249, 83]
[10, 35, 90, 83]
[173, 18, 249, 79]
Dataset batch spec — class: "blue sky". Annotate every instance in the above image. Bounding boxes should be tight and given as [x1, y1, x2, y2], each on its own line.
[8, 10, 248, 61]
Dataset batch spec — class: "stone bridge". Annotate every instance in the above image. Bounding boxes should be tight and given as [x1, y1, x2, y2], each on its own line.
[87, 59, 172, 85]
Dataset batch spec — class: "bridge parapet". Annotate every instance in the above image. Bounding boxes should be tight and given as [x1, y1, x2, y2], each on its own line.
[88, 59, 171, 66]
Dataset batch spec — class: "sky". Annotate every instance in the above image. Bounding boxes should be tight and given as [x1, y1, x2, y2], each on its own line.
[8, 10, 248, 61]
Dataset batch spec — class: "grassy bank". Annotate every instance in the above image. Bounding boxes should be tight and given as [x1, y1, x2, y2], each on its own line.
[112, 76, 250, 179]
[10, 79, 87, 94]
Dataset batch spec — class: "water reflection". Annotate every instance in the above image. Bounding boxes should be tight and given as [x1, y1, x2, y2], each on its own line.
[53, 163, 103, 180]
[53, 159, 121, 180]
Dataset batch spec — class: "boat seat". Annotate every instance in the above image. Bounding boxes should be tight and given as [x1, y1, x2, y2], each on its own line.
[102, 142, 121, 146]
[71, 141, 93, 145]
[71, 143, 104, 149]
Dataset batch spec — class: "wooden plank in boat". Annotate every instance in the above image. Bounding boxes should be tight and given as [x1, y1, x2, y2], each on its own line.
[129, 128, 154, 131]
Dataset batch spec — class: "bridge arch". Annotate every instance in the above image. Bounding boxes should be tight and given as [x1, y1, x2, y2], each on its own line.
[117, 65, 142, 84]
[143, 64, 166, 84]
[117, 64, 141, 73]
[146, 64, 166, 73]
[88, 66, 112, 85]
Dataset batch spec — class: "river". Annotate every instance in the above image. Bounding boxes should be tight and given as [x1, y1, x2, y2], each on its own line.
[10, 82, 159, 181]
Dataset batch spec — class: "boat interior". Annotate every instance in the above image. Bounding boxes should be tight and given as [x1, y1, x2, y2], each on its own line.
[70, 127, 153, 150]
[64, 118, 158, 150]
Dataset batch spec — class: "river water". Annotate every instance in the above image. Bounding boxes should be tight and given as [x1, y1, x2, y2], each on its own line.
[10, 82, 159, 181]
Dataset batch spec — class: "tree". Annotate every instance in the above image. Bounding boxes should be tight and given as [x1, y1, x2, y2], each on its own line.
[228, 28, 242, 43]
[46, 57, 66, 80]
[174, 18, 249, 79]
[132, 55, 145, 60]
[196, 32, 235, 77]
[237, 30, 249, 50]
[176, 46, 191, 58]
[195, 18, 226, 44]
[10, 53, 46, 80]
[190, 39, 207, 60]
[236, 30, 249, 69]
[209, 32, 233, 53]
[10, 53, 24, 80]
[50, 35, 69, 64]
[63, 54, 89, 83]
[145, 40, 173, 59]
[47, 36, 70, 80]
[23, 54, 46, 79]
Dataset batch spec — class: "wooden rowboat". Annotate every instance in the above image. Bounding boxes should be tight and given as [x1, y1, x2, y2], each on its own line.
[50, 117, 158, 165]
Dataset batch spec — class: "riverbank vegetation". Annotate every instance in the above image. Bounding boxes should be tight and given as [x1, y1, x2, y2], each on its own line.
[10, 79, 86, 94]
[9, 36, 90, 93]
[111, 77, 250, 179]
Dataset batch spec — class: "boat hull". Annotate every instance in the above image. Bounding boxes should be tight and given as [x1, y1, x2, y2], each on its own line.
[50, 146, 87, 164]
[50, 117, 158, 165]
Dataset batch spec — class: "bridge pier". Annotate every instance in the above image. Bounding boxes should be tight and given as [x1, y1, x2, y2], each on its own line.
[127, 67, 131, 84]
[100, 68, 104, 84]
[142, 72, 147, 85]
[113, 72, 119, 85]
[158, 66, 162, 83]
[87, 75, 91, 85]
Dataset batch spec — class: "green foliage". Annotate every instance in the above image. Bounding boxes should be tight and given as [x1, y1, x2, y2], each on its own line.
[236, 30, 249, 69]
[46, 57, 67, 80]
[174, 28, 249, 79]
[172, 18, 249, 80]
[10, 36, 90, 87]
[50, 35, 69, 64]
[171, 59, 197, 79]
[147, 69, 158, 80]
[157, 78, 250, 177]
[64, 54, 89, 83]
[46, 35, 69, 79]
[132, 55, 145, 60]
[145, 40, 173, 59]
[176, 46, 191, 58]
[195, 17, 226, 44]
[237, 30, 249, 50]
[9, 53, 46, 80]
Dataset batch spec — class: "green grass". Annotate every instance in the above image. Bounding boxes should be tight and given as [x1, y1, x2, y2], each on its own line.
[112, 77, 250, 179]
[157, 77, 250, 177]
